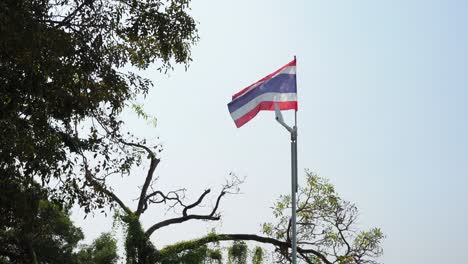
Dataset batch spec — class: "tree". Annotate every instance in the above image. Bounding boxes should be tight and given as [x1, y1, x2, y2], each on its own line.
[260, 171, 384, 263]
[0, 179, 83, 263]
[76, 233, 119, 264]
[0, 0, 198, 211]
[0, 177, 121, 264]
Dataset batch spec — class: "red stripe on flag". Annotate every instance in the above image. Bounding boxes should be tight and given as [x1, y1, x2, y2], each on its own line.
[232, 59, 296, 100]
[234, 101, 298, 128]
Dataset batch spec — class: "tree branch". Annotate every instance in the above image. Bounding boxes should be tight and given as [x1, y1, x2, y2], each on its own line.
[298, 251, 314, 264]
[145, 189, 226, 236]
[120, 141, 160, 216]
[210, 190, 226, 217]
[337, 225, 351, 256]
[84, 169, 132, 215]
[145, 214, 220, 236]
[78, 147, 132, 215]
[54, 1, 88, 28]
[182, 189, 210, 216]
[142, 189, 185, 213]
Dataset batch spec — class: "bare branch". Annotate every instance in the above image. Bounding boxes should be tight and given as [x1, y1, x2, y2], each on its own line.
[145, 189, 224, 236]
[210, 190, 226, 217]
[182, 189, 211, 217]
[145, 173, 242, 236]
[142, 189, 186, 213]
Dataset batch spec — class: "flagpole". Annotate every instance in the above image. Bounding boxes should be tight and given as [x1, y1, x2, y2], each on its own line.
[275, 106, 298, 264]
[273, 56, 298, 264]
[291, 118, 298, 264]
[291, 55, 298, 264]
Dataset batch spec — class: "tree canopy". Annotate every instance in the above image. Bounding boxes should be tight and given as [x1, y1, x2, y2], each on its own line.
[261, 171, 384, 263]
[0, 179, 81, 263]
[76, 232, 119, 264]
[0, 0, 198, 210]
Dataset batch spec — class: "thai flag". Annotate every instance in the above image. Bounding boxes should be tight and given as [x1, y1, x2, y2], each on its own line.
[227, 58, 297, 128]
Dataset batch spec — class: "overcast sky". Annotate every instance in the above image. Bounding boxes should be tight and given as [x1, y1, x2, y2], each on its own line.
[73, 1, 468, 263]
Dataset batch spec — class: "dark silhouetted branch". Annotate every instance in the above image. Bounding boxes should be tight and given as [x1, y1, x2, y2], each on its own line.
[145, 188, 227, 236]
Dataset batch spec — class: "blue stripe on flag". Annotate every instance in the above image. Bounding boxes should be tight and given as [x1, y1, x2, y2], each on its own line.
[228, 74, 296, 113]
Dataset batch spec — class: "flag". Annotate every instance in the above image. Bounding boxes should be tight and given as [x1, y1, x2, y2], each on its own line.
[227, 58, 297, 128]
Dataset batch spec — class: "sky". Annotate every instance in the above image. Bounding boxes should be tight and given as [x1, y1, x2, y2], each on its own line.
[73, 1, 468, 263]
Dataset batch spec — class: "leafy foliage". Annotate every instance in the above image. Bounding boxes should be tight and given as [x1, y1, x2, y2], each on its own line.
[227, 241, 248, 264]
[0, 0, 198, 211]
[251, 247, 264, 264]
[0, 179, 81, 263]
[0, 178, 123, 264]
[153, 231, 222, 263]
[159, 244, 222, 264]
[121, 213, 159, 264]
[131, 102, 158, 127]
[262, 170, 384, 263]
[76, 233, 119, 264]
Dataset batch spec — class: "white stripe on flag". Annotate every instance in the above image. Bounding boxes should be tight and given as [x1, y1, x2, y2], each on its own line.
[279, 66, 296, 75]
